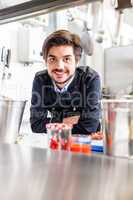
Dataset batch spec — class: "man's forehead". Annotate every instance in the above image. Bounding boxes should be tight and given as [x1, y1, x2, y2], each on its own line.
[48, 45, 73, 52]
[47, 45, 74, 57]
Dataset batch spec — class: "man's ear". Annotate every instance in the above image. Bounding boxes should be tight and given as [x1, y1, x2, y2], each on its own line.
[76, 62, 79, 67]
[43, 60, 47, 68]
[75, 58, 80, 66]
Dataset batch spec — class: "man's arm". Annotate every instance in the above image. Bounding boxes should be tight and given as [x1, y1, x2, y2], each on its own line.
[30, 75, 50, 133]
[72, 73, 101, 135]
[63, 115, 80, 126]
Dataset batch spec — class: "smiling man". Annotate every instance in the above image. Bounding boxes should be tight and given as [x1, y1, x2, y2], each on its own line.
[30, 30, 101, 135]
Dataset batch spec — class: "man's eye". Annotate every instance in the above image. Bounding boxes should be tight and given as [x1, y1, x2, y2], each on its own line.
[64, 57, 71, 63]
[48, 57, 55, 63]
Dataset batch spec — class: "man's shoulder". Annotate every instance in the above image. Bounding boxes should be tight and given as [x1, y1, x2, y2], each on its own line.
[77, 66, 99, 79]
[35, 69, 48, 78]
[34, 69, 51, 84]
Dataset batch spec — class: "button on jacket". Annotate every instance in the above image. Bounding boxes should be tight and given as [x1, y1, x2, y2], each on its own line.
[30, 66, 101, 135]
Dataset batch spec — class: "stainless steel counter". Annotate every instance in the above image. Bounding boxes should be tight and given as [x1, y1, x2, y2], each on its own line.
[0, 144, 133, 200]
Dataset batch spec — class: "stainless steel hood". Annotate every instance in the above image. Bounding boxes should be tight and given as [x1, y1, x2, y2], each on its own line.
[0, 0, 31, 9]
[0, 0, 102, 24]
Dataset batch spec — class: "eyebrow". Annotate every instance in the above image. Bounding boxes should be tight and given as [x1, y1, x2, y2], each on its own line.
[48, 54, 73, 58]
[64, 55, 73, 58]
[47, 54, 56, 58]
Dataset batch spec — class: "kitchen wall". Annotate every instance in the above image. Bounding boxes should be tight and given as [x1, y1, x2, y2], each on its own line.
[0, 22, 45, 135]
[0, 22, 45, 100]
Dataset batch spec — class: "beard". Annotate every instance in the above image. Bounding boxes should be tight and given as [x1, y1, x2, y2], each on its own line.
[54, 74, 73, 84]
[51, 69, 74, 84]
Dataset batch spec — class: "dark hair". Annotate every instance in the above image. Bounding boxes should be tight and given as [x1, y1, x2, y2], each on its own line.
[42, 30, 82, 62]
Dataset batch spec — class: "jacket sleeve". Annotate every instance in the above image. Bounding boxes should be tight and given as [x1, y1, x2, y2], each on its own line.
[72, 73, 101, 135]
[30, 75, 50, 133]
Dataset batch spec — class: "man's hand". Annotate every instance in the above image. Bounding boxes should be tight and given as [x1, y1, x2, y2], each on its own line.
[63, 115, 80, 126]
[91, 132, 103, 140]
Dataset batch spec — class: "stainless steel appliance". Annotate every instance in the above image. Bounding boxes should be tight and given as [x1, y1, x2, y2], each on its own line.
[0, 97, 26, 143]
[102, 99, 133, 158]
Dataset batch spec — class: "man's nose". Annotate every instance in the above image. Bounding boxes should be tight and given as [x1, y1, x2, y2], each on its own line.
[56, 59, 64, 69]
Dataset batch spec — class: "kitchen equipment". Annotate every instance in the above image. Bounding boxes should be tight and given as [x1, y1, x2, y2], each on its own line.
[1, 47, 11, 68]
[1, 46, 6, 66]
[5, 49, 11, 68]
[0, 96, 26, 143]
[112, 0, 132, 10]
[102, 99, 133, 158]
[80, 28, 93, 56]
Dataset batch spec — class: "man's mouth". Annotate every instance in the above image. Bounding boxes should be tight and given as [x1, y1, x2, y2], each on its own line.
[53, 69, 64, 72]
[51, 69, 74, 84]
[55, 71, 64, 75]
[52, 70, 66, 76]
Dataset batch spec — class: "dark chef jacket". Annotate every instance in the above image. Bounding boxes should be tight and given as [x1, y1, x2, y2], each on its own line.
[30, 66, 101, 135]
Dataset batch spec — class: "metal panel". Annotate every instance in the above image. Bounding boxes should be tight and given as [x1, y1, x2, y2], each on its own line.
[0, 0, 31, 9]
[0, 144, 133, 200]
[104, 45, 133, 95]
[0, 0, 102, 24]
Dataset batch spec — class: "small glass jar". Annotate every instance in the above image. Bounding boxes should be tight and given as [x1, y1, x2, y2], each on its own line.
[46, 123, 72, 151]
[71, 134, 92, 155]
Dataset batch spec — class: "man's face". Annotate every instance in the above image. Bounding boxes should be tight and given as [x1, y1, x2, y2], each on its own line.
[46, 45, 77, 85]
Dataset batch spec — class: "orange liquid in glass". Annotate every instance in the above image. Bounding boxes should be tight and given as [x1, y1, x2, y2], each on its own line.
[70, 143, 91, 155]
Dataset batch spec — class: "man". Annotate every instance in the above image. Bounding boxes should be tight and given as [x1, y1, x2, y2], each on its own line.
[30, 30, 101, 135]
